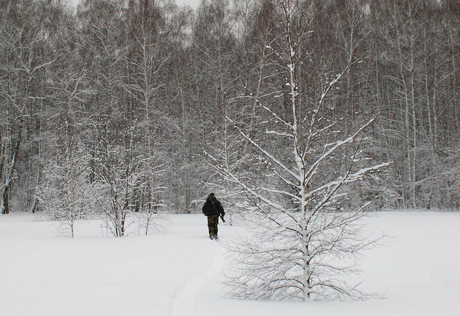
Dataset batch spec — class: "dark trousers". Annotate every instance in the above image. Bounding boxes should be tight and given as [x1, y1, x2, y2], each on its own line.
[207, 215, 219, 239]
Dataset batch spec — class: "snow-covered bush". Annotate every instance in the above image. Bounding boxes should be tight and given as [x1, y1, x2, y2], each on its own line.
[92, 139, 164, 237]
[37, 147, 96, 238]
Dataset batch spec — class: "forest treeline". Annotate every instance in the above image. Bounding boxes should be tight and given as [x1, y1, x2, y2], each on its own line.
[1, 0, 459, 217]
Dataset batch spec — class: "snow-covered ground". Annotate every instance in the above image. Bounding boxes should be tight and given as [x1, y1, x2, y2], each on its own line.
[1, 211, 459, 316]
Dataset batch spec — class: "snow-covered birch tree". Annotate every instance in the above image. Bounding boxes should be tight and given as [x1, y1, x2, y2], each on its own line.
[220, 0, 390, 301]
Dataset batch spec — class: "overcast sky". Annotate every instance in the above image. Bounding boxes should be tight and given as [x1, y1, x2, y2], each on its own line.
[175, 0, 201, 8]
[68, 0, 201, 9]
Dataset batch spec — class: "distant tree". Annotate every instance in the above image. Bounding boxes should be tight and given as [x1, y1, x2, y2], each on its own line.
[0, 0, 68, 214]
[441, 145, 460, 210]
[123, 0, 173, 214]
[368, 0, 460, 209]
[190, 0, 247, 208]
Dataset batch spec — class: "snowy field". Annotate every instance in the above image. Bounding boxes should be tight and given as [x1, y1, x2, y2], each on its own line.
[1, 211, 460, 316]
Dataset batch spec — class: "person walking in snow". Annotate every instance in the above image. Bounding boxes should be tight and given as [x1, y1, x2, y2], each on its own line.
[202, 193, 225, 240]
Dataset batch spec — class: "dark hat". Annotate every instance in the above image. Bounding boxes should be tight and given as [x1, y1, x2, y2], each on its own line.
[206, 193, 216, 201]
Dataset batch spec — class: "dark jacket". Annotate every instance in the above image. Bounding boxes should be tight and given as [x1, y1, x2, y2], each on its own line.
[202, 197, 225, 217]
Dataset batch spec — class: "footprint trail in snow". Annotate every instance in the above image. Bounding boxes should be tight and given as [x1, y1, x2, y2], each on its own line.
[169, 242, 225, 316]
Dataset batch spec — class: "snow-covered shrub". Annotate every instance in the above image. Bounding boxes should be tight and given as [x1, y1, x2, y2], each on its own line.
[37, 147, 96, 238]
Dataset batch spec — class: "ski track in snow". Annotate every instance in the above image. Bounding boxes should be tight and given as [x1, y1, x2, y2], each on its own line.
[169, 242, 225, 316]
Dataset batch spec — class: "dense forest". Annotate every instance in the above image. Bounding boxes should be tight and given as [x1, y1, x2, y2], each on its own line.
[1, 0, 459, 221]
